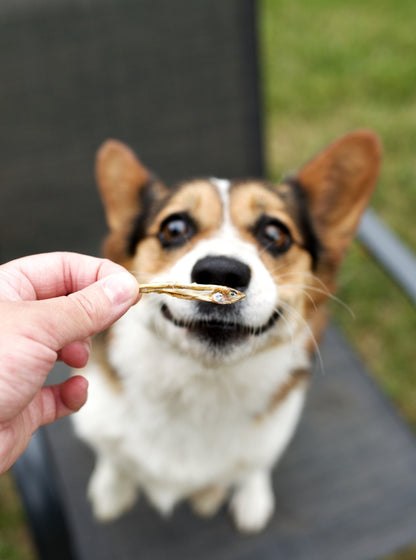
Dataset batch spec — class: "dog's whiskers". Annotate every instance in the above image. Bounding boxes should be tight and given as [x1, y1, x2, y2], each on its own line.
[278, 283, 354, 318]
[272, 270, 354, 318]
[278, 301, 325, 375]
[271, 306, 297, 360]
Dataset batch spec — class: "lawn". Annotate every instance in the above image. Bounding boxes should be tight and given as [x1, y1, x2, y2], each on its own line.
[1, 0, 416, 558]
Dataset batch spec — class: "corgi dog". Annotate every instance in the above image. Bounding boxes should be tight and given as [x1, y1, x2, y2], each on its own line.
[73, 130, 381, 533]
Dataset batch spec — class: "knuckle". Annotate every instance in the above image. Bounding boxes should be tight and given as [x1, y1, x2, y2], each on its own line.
[71, 291, 101, 329]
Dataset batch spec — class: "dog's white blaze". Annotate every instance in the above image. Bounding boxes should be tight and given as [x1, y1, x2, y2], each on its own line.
[210, 177, 240, 239]
[210, 177, 232, 225]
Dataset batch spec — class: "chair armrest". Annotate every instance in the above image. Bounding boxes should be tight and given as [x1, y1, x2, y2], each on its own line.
[358, 209, 416, 306]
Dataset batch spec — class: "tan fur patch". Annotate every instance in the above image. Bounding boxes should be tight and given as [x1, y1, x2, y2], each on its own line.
[255, 368, 309, 422]
[229, 182, 304, 245]
[91, 330, 122, 393]
[133, 180, 223, 281]
[297, 129, 381, 268]
[148, 180, 223, 235]
[96, 139, 150, 233]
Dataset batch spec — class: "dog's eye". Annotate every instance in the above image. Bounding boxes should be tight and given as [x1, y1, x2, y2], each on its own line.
[158, 213, 196, 248]
[253, 215, 293, 256]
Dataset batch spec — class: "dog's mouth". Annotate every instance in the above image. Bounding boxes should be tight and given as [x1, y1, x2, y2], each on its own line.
[161, 303, 281, 346]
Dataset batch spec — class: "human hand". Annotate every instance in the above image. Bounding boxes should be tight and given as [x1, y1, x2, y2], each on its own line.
[0, 252, 140, 473]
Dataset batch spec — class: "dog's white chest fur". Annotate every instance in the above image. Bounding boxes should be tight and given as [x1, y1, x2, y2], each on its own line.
[74, 308, 309, 528]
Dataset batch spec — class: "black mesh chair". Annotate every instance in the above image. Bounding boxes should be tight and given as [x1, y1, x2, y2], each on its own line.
[3, 1, 416, 559]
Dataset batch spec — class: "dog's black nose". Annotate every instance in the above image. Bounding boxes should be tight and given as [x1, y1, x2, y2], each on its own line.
[191, 256, 251, 291]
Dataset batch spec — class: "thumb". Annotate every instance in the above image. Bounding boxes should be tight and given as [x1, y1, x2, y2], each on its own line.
[39, 271, 140, 350]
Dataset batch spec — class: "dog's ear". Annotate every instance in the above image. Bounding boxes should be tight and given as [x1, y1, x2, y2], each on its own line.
[296, 130, 381, 271]
[96, 139, 154, 232]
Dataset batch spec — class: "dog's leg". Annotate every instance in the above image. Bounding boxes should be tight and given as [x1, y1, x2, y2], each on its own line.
[230, 470, 275, 533]
[88, 455, 138, 522]
[190, 485, 228, 518]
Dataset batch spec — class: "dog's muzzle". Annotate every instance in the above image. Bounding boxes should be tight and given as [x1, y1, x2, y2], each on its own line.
[161, 255, 281, 348]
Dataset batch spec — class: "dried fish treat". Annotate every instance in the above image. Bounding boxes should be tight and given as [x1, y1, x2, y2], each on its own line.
[138, 282, 245, 305]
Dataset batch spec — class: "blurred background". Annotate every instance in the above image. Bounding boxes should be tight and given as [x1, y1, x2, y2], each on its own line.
[1, 0, 416, 558]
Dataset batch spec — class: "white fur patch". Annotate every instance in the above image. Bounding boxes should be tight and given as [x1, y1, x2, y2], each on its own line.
[210, 177, 232, 222]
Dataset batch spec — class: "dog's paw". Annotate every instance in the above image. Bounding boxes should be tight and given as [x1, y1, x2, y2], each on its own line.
[190, 485, 228, 518]
[88, 460, 138, 522]
[230, 472, 275, 534]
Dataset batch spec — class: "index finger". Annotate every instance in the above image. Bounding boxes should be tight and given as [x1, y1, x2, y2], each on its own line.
[0, 252, 128, 301]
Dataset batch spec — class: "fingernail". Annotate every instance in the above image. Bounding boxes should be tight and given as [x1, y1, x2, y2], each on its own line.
[102, 273, 139, 306]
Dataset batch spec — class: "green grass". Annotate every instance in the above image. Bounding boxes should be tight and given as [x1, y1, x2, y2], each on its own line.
[0, 473, 36, 560]
[2, 1, 416, 558]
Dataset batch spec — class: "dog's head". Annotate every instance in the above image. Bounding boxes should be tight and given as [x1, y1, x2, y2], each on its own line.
[96, 131, 381, 363]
